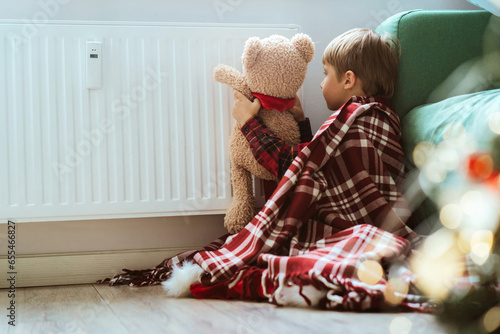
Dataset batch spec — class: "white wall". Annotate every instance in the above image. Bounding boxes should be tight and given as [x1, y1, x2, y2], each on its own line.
[0, 0, 479, 255]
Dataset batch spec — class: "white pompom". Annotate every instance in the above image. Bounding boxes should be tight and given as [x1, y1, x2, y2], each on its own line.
[162, 261, 205, 298]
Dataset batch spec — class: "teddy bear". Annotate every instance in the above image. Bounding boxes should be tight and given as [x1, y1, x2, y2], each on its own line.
[214, 33, 315, 234]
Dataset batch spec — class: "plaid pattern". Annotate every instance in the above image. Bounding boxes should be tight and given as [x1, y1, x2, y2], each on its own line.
[259, 224, 431, 310]
[242, 117, 310, 180]
[194, 96, 419, 284]
[257, 117, 313, 199]
[190, 224, 434, 311]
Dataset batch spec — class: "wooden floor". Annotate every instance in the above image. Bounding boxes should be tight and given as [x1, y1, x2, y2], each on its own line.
[0, 284, 455, 333]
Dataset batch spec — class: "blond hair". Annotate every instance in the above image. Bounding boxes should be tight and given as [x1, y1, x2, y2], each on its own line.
[322, 28, 400, 98]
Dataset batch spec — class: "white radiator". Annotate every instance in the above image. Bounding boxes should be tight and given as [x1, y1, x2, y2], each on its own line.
[0, 20, 300, 222]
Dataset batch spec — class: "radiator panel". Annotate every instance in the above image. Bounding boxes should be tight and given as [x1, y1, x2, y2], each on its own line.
[0, 21, 299, 221]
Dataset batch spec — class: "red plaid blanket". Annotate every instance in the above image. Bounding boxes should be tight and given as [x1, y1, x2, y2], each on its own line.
[194, 96, 419, 280]
[98, 96, 430, 311]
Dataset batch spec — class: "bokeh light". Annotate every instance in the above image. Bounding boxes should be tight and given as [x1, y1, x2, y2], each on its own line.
[412, 228, 465, 300]
[483, 306, 500, 333]
[384, 277, 409, 306]
[461, 190, 484, 216]
[459, 188, 500, 231]
[424, 162, 447, 184]
[471, 230, 494, 249]
[413, 142, 435, 168]
[439, 203, 463, 229]
[458, 228, 474, 254]
[389, 316, 413, 334]
[357, 260, 383, 285]
[488, 112, 500, 134]
[437, 141, 461, 171]
[468, 154, 494, 179]
[422, 227, 454, 256]
[470, 230, 494, 265]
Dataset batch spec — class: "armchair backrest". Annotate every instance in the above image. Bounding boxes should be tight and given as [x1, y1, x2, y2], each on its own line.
[376, 10, 493, 118]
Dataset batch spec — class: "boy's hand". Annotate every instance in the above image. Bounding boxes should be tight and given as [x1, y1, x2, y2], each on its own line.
[289, 94, 305, 122]
[232, 90, 261, 126]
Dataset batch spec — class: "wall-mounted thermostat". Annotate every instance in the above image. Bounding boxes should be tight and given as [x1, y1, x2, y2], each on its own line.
[86, 41, 102, 89]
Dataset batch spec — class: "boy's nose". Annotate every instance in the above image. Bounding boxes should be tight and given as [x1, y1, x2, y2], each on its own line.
[320, 80, 324, 89]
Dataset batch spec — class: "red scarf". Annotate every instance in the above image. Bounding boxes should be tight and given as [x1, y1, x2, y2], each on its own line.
[252, 92, 295, 112]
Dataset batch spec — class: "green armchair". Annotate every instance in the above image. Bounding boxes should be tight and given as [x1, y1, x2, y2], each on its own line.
[376, 10, 500, 231]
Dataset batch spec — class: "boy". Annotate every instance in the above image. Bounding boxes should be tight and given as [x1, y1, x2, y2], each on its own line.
[232, 28, 400, 181]
[181, 28, 420, 288]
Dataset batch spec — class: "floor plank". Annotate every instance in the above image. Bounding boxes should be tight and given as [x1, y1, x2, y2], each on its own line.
[205, 299, 333, 333]
[1, 284, 129, 334]
[94, 283, 264, 334]
[272, 308, 451, 334]
[205, 298, 453, 334]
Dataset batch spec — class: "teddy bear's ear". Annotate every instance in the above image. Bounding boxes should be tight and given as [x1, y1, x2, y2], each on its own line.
[292, 33, 315, 63]
[242, 37, 262, 70]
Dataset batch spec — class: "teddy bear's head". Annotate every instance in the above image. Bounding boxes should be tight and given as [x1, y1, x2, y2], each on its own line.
[242, 34, 314, 99]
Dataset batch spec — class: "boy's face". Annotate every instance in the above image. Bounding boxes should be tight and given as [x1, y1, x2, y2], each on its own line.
[320, 63, 348, 111]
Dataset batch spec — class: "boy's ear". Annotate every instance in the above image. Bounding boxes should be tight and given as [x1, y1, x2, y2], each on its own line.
[242, 37, 262, 70]
[292, 33, 315, 63]
[344, 70, 356, 89]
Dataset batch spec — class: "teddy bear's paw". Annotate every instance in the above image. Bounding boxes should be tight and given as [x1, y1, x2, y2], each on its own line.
[162, 261, 205, 298]
[224, 220, 247, 235]
[224, 203, 255, 234]
[213, 64, 236, 82]
[224, 213, 247, 234]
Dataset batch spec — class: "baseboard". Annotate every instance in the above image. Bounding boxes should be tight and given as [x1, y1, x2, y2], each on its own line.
[0, 247, 197, 288]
